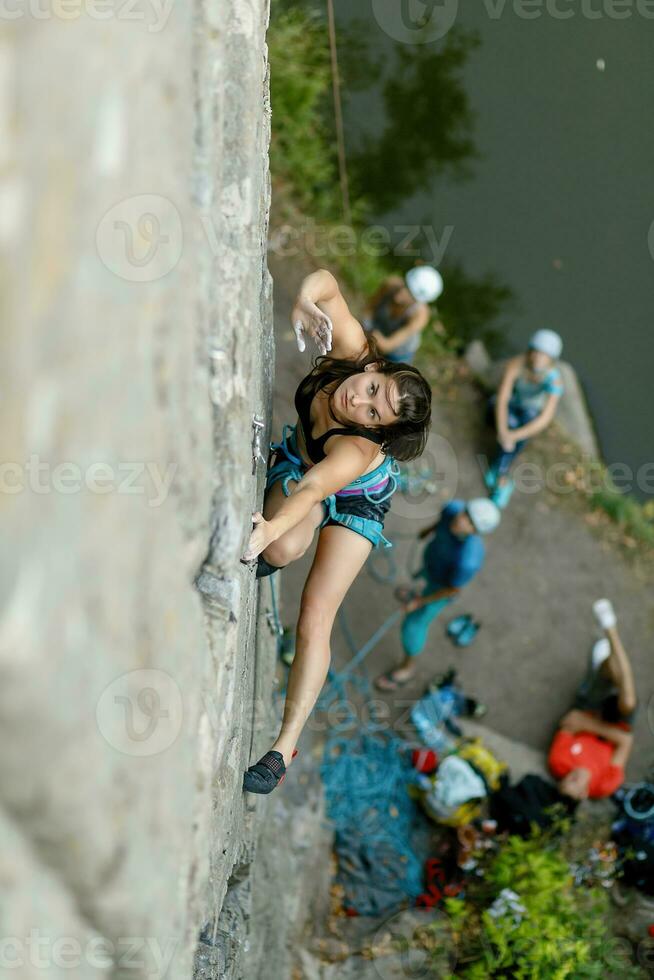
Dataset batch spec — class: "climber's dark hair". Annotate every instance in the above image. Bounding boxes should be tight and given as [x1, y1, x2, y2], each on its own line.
[309, 340, 431, 462]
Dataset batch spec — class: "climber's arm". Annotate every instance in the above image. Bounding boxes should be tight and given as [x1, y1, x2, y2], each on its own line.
[291, 269, 368, 361]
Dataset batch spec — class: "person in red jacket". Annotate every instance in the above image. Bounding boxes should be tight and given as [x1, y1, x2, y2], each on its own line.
[548, 600, 636, 801]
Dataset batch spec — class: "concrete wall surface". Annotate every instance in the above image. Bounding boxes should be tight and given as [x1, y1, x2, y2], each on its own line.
[0, 3, 326, 978]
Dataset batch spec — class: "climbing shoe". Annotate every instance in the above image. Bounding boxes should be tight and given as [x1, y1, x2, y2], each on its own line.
[243, 750, 286, 794]
[446, 615, 480, 648]
[456, 619, 481, 647]
[483, 464, 499, 491]
[242, 748, 297, 794]
[446, 615, 471, 641]
[490, 478, 515, 510]
[593, 598, 617, 630]
[256, 555, 283, 579]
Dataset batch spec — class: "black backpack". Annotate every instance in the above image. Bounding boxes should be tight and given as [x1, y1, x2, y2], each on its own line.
[490, 774, 577, 837]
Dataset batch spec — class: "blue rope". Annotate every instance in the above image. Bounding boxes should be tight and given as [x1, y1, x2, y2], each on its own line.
[317, 600, 425, 914]
[367, 533, 423, 586]
[331, 609, 402, 678]
[321, 729, 424, 914]
[268, 538, 425, 914]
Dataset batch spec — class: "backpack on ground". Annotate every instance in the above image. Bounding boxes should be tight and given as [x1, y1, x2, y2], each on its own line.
[490, 773, 577, 837]
[420, 738, 506, 827]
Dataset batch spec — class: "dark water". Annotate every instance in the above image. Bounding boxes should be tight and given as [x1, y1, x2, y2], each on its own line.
[334, 0, 654, 498]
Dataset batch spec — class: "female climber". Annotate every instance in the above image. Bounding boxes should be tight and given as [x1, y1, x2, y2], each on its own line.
[362, 265, 444, 364]
[485, 329, 564, 508]
[240, 268, 432, 794]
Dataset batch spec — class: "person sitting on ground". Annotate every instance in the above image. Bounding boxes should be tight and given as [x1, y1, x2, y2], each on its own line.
[240, 269, 432, 794]
[549, 599, 636, 802]
[362, 266, 444, 364]
[375, 498, 500, 691]
[485, 329, 564, 509]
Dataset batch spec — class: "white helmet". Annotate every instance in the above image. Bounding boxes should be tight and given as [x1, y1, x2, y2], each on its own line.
[405, 266, 443, 303]
[467, 498, 501, 535]
[529, 329, 562, 360]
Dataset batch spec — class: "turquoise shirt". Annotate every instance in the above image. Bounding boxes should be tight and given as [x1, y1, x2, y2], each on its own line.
[510, 366, 564, 414]
[423, 501, 485, 589]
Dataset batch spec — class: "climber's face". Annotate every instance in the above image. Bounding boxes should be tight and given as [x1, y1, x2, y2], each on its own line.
[333, 368, 401, 429]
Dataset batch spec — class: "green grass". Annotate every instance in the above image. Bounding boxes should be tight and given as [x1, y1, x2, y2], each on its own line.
[591, 483, 654, 548]
[268, 5, 339, 222]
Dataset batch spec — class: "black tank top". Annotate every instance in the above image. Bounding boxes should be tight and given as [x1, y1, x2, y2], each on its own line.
[294, 369, 384, 465]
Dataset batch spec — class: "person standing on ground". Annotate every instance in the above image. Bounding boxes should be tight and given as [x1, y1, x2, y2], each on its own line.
[363, 266, 444, 364]
[486, 329, 564, 508]
[549, 599, 636, 801]
[375, 498, 500, 691]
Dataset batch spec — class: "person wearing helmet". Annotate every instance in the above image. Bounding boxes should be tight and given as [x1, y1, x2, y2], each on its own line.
[486, 329, 564, 508]
[363, 266, 444, 364]
[375, 498, 500, 690]
[549, 599, 636, 801]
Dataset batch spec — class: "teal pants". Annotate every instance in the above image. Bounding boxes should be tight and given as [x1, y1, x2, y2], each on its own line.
[401, 583, 453, 658]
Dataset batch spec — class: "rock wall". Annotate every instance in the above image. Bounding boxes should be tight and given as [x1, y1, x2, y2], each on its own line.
[0, 2, 326, 978]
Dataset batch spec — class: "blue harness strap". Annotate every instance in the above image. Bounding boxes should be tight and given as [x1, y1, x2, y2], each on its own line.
[266, 425, 395, 549]
[322, 494, 393, 549]
[270, 424, 303, 465]
[336, 456, 398, 505]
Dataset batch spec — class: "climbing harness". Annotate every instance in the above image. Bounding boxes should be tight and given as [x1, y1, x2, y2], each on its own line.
[267, 425, 397, 549]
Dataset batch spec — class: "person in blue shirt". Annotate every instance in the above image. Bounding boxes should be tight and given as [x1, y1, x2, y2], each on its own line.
[375, 499, 500, 690]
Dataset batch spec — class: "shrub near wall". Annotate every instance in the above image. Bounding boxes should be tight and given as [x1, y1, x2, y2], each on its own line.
[442, 833, 644, 979]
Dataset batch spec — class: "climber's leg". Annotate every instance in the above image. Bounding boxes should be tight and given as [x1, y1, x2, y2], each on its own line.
[272, 524, 372, 765]
[260, 479, 324, 569]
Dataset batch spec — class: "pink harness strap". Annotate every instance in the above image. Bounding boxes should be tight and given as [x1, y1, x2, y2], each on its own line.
[336, 476, 390, 497]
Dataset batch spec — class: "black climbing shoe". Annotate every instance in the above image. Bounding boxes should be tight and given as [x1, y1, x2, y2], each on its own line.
[255, 556, 283, 579]
[243, 750, 286, 794]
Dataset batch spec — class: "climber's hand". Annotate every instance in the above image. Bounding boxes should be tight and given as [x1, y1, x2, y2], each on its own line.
[291, 298, 333, 356]
[242, 512, 276, 562]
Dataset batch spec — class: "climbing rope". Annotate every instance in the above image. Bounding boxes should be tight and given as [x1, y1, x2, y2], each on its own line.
[326, 0, 351, 225]
[267, 539, 426, 914]
[268, 573, 284, 643]
[317, 581, 426, 914]
[314, 608, 403, 733]
[365, 461, 438, 585]
[320, 728, 425, 915]
[366, 530, 423, 586]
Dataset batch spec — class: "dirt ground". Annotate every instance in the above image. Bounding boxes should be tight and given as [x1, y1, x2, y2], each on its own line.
[267, 252, 653, 781]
